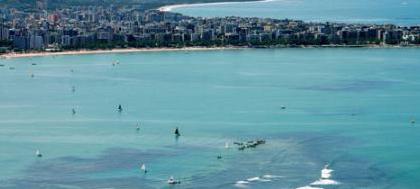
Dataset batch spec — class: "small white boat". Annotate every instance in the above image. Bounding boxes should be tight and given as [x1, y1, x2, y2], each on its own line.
[321, 165, 333, 179]
[35, 150, 42, 157]
[167, 176, 180, 184]
[310, 164, 340, 186]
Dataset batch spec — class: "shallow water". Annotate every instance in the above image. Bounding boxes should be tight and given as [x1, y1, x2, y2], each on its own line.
[173, 0, 420, 25]
[1, 48, 420, 188]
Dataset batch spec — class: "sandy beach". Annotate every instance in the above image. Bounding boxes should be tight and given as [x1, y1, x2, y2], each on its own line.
[158, 0, 274, 12]
[0, 47, 241, 59]
[3, 45, 417, 59]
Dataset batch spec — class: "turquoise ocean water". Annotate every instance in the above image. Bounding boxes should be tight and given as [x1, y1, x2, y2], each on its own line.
[1, 48, 420, 188]
[173, 0, 420, 25]
[2, 0, 420, 188]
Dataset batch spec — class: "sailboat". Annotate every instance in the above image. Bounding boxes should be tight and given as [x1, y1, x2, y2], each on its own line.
[225, 142, 229, 149]
[35, 149, 42, 157]
[136, 123, 140, 131]
[174, 127, 180, 136]
[118, 104, 123, 112]
[140, 163, 147, 173]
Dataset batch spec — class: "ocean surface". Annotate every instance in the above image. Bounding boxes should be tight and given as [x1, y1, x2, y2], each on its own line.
[1, 48, 420, 189]
[172, 0, 420, 26]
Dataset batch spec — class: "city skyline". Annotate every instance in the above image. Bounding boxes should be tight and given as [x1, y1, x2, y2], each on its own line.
[0, 2, 419, 53]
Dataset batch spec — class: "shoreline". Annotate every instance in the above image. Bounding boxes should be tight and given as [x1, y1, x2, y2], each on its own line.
[157, 0, 274, 12]
[2, 45, 419, 59]
[0, 47, 243, 59]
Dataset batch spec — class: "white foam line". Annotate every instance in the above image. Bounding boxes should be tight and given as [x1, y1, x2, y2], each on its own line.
[246, 176, 271, 182]
[234, 174, 283, 188]
[296, 186, 324, 189]
[310, 179, 340, 186]
[262, 174, 283, 179]
[234, 180, 249, 188]
[158, 0, 278, 12]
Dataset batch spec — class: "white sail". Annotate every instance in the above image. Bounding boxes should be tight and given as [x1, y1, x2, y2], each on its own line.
[141, 164, 146, 171]
[35, 149, 42, 157]
[225, 142, 229, 149]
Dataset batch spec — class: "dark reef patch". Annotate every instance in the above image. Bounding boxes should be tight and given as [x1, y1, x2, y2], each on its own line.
[299, 80, 396, 92]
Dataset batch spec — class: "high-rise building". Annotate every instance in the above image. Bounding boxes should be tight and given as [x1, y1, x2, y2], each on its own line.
[30, 35, 44, 49]
[13, 36, 29, 50]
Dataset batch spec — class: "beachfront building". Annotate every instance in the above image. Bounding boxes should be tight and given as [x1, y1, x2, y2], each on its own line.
[0, 6, 419, 52]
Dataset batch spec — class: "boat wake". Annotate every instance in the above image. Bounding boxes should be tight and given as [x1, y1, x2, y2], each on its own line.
[234, 174, 282, 188]
[234, 180, 250, 188]
[296, 186, 324, 189]
[310, 179, 340, 186]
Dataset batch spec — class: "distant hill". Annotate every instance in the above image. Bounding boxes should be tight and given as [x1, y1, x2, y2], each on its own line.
[0, 0, 261, 11]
